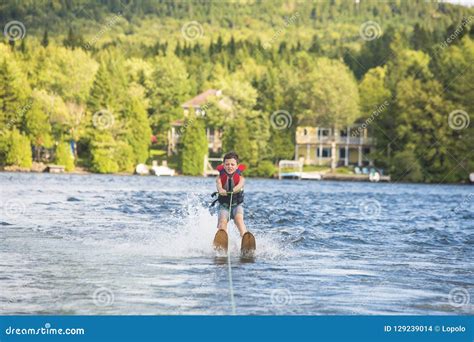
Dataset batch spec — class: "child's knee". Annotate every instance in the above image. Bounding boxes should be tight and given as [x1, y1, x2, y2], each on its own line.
[234, 214, 244, 224]
[217, 218, 228, 229]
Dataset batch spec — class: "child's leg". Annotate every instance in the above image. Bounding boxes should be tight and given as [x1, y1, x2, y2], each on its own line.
[217, 206, 229, 231]
[233, 205, 248, 237]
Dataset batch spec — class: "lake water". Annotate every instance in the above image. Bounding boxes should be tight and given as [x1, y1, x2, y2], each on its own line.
[0, 173, 473, 315]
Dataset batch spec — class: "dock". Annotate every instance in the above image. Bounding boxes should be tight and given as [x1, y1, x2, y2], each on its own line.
[320, 173, 390, 182]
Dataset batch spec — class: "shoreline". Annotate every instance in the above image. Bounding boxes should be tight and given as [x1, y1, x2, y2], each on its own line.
[1, 168, 472, 185]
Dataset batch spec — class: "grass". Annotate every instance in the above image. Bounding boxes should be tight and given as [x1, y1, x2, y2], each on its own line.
[334, 167, 354, 174]
[149, 149, 166, 157]
[302, 165, 330, 172]
[280, 165, 354, 174]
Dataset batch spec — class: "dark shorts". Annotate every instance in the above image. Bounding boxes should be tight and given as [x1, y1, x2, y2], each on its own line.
[218, 203, 244, 221]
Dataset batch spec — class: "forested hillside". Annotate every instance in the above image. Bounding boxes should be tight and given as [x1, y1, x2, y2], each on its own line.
[0, 0, 473, 181]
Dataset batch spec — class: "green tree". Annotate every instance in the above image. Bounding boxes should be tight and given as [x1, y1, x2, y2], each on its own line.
[149, 55, 190, 142]
[4, 129, 32, 168]
[390, 148, 423, 182]
[359, 66, 391, 115]
[115, 141, 135, 173]
[63, 27, 84, 49]
[90, 132, 119, 173]
[36, 45, 98, 103]
[296, 57, 360, 127]
[295, 56, 360, 169]
[0, 56, 29, 129]
[217, 77, 270, 167]
[393, 77, 458, 182]
[24, 95, 53, 149]
[123, 95, 151, 164]
[181, 118, 207, 176]
[88, 53, 127, 113]
[55, 142, 75, 171]
[41, 29, 49, 47]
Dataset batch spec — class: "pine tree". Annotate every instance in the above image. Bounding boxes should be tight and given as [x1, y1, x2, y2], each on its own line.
[87, 61, 113, 113]
[24, 97, 53, 150]
[5, 129, 32, 168]
[0, 59, 21, 129]
[181, 118, 208, 175]
[41, 29, 49, 47]
[55, 142, 75, 171]
[124, 97, 151, 164]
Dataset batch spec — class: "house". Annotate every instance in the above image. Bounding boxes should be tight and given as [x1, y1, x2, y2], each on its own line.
[168, 89, 227, 156]
[295, 125, 374, 167]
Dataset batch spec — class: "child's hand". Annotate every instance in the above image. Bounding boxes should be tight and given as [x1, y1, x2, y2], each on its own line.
[218, 189, 227, 196]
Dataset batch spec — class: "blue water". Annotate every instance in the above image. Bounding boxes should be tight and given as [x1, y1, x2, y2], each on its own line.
[0, 173, 473, 315]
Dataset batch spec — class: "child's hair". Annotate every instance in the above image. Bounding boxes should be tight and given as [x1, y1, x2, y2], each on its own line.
[223, 151, 239, 163]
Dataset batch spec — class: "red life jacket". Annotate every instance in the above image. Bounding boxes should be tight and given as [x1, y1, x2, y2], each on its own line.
[217, 164, 246, 190]
[216, 164, 246, 205]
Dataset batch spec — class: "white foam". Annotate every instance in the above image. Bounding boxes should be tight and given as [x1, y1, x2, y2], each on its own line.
[78, 193, 291, 260]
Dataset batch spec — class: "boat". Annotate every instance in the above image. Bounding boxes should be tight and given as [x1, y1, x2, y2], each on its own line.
[151, 161, 175, 176]
[135, 164, 149, 175]
[301, 172, 322, 180]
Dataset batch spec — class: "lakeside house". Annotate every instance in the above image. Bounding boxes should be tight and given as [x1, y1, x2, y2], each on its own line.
[295, 126, 374, 168]
[167, 89, 225, 156]
[169, 89, 376, 170]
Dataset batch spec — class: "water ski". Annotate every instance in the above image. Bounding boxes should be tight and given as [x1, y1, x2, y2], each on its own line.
[241, 232, 256, 258]
[213, 229, 228, 253]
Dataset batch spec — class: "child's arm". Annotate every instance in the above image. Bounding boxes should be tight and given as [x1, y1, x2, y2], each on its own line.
[233, 176, 245, 193]
[216, 177, 227, 195]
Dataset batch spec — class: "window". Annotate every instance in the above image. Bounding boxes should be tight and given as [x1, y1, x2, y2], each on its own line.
[318, 128, 330, 137]
[340, 129, 348, 137]
[303, 128, 308, 136]
[363, 147, 371, 155]
[339, 148, 346, 158]
[317, 147, 331, 158]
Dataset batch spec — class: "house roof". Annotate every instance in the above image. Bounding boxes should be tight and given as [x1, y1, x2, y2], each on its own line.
[171, 119, 184, 127]
[182, 89, 221, 108]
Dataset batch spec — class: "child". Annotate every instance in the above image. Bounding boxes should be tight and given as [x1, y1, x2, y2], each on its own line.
[215, 151, 247, 235]
[213, 151, 255, 254]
